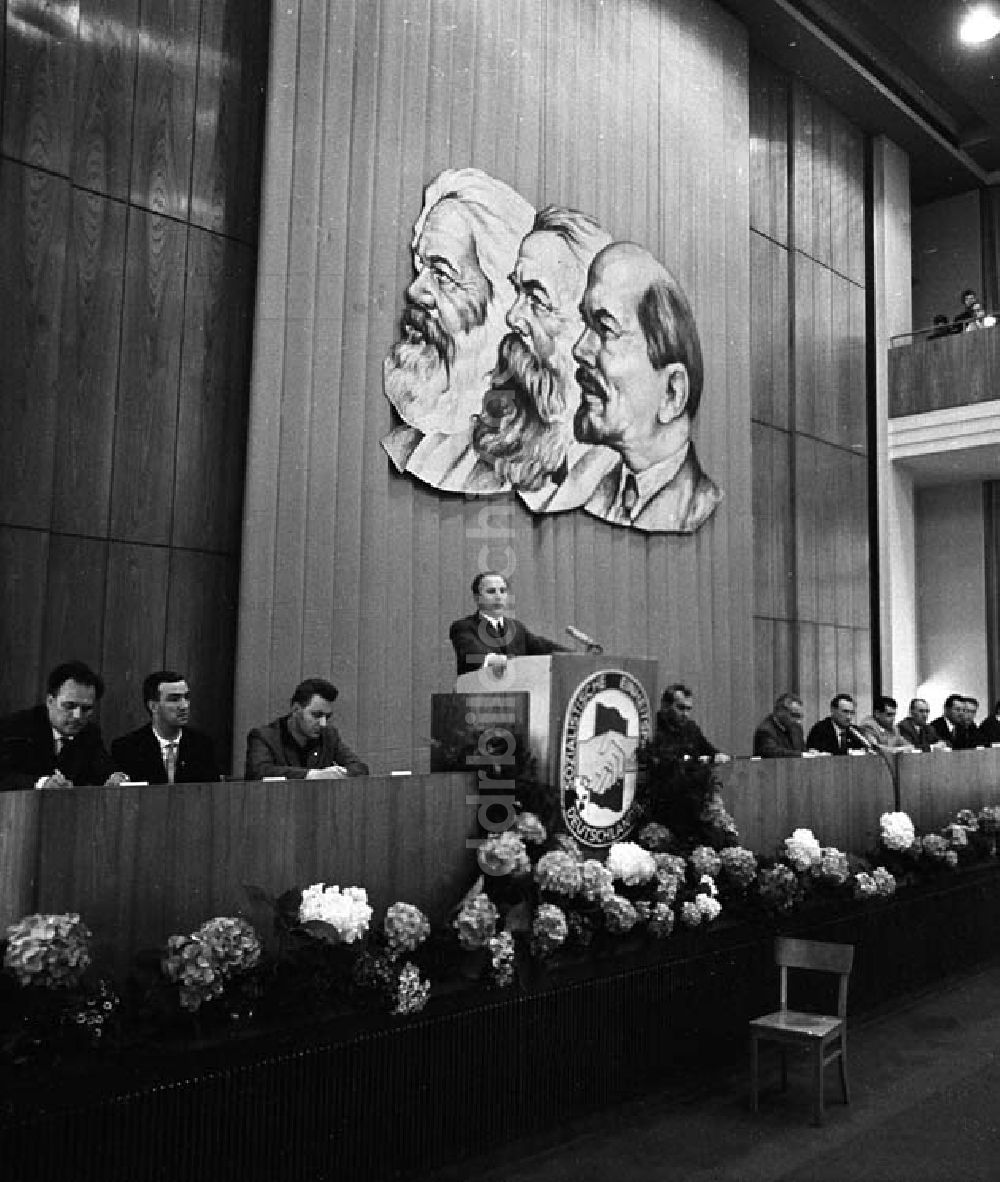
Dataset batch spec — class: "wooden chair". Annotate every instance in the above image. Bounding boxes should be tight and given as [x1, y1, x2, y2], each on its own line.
[749, 936, 854, 1125]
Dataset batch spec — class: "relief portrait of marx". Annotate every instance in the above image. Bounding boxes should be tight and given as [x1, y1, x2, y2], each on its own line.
[382, 170, 722, 533]
[381, 168, 535, 493]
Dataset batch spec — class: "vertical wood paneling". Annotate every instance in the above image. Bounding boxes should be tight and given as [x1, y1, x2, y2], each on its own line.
[130, 0, 200, 219]
[172, 229, 254, 552]
[41, 534, 108, 675]
[0, 527, 48, 713]
[52, 188, 126, 535]
[237, 0, 753, 763]
[109, 208, 188, 543]
[1, 0, 265, 776]
[750, 232, 790, 428]
[190, 0, 268, 241]
[0, 161, 70, 529]
[0, 791, 40, 931]
[2, 0, 78, 171]
[71, 0, 138, 199]
[749, 56, 788, 245]
[100, 542, 170, 746]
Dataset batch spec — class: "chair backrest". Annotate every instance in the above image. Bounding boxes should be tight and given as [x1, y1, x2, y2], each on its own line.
[775, 936, 854, 1018]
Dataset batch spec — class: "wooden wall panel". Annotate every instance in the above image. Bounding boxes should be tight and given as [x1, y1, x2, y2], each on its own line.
[752, 422, 794, 622]
[236, 0, 754, 766]
[165, 548, 240, 771]
[129, 0, 200, 219]
[750, 232, 790, 429]
[0, 527, 48, 713]
[40, 534, 108, 677]
[0, 791, 41, 931]
[172, 229, 254, 553]
[190, 0, 268, 241]
[2, 0, 78, 172]
[0, 161, 70, 529]
[109, 209, 188, 544]
[1, 0, 266, 775]
[749, 56, 788, 246]
[71, 0, 138, 199]
[51, 188, 126, 535]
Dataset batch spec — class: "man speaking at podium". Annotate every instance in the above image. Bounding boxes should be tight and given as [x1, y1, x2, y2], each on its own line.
[449, 571, 572, 675]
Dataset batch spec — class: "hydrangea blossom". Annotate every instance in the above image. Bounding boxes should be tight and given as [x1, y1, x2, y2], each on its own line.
[487, 931, 516, 989]
[679, 901, 702, 928]
[392, 962, 431, 1016]
[636, 822, 673, 852]
[648, 902, 675, 939]
[695, 894, 722, 923]
[161, 916, 261, 1012]
[578, 859, 615, 903]
[534, 850, 583, 896]
[871, 866, 896, 897]
[453, 892, 499, 950]
[607, 842, 657, 886]
[718, 846, 757, 889]
[655, 871, 681, 905]
[654, 852, 688, 879]
[921, 834, 957, 866]
[299, 884, 372, 943]
[514, 811, 547, 845]
[880, 811, 916, 851]
[531, 903, 569, 954]
[477, 830, 531, 878]
[783, 828, 822, 871]
[601, 894, 639, 933]
[757, 864, 802, 912]
[384, 902, 431, 955]
[853, 871, 877, 900]
[942, 823, 968, 849]
[689, 845, 722, 879]
[813, 847, 850, 886]
[4, 912, 92, 990]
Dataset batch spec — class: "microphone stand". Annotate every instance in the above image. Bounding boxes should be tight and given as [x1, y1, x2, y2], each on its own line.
[851, 727, 900, 809]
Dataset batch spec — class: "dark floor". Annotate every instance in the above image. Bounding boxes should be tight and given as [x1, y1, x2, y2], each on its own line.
[423, 958, 1000, 1182]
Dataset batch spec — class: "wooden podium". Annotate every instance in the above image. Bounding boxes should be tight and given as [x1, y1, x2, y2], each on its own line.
[455, 653, 659, 846]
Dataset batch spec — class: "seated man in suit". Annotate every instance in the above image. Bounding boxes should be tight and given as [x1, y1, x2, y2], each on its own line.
[449, 571, 572, 675]
[112, 670, 221, 784]
[752, 692, 806, 758]
[806, 693, 870, 755]
[930, 693, 977, 749]
[857, 695, 912, 749]
[652, 682, 729, 763]
[245, 677, 369, 780]
[976, 700, 1000, 746]
[0, 660, 127, 791]
[897, 697, 940, 751]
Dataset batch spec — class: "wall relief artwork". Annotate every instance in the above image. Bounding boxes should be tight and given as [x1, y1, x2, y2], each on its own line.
[381, 168, 722, 534]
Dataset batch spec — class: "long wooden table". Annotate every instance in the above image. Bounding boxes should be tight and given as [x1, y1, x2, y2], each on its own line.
[2, 750, 999, 971]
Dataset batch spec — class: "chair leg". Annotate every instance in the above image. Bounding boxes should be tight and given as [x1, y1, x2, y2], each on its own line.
[750, 1035, 759, 1112]
[839, 1033, 850, 1105]
[813, 1045, 825, 1126]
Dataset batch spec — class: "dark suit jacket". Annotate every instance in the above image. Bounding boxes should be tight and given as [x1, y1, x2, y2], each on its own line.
[897, 717, 937, 751]
[752, 713, 805, 758]
[111, 723, 221, 784]
[930, 716, 977, 749]
[653, 711, 718, 760]
[448, 613, 567, 675]
[245, 715, 369, 780]
[805, 717, 868, 755]
[0, 705, 116, 791]
[976, 716, 1000, 746]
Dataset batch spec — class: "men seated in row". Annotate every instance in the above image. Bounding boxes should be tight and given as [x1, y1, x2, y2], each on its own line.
[652, 683, 729, 763]
[931, 694, 979, 750]
[244, 677, 369, 780]
[449, 571, 570, 675]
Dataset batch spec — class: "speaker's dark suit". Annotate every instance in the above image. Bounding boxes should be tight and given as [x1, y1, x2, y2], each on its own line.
[805, 717, 868, 755]
[111, 723, 221, 784]
[448, 613, 567, 675]
[0, 705, 116, 791]
[930, 716, 977, 749]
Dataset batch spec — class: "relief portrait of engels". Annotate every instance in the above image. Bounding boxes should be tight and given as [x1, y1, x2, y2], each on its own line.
[381, 168, 723, 534]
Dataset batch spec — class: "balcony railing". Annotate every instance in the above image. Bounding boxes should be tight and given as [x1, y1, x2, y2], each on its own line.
[889, 318, 1000, 417]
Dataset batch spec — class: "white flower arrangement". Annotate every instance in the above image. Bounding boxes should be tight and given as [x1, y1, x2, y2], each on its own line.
[299, 883, 372, 944]
[813, 847, 850, 886]
[871, 866, 896, 897]
[534, 850, 583, 896]
[784, 828, 822, 871]
[689, 845, 722, 879]
[578, 859, 615, 902]
[695, 894, 722, 923]
[476, 830, 531, 878]
[606, 841, 657, 886]
[383, 902, 431, 955]
[880, 811, 916, 851]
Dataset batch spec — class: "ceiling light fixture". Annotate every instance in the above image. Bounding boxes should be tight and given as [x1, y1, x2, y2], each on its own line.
[960, 3, 1000, 43]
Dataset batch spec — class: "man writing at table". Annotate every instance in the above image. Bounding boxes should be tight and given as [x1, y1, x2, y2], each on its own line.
[0, 661, 127, 790]
[245, 678, 369, 780]
[112, 670, 221, 784]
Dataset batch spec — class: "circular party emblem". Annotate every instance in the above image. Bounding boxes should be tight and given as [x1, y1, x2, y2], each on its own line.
[559, 670, 651, 848]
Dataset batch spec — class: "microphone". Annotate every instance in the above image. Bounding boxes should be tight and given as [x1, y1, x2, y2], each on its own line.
[565, 625, 603, 653]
